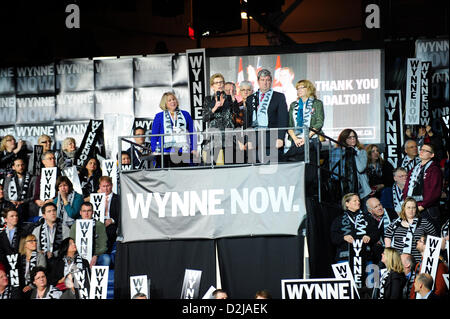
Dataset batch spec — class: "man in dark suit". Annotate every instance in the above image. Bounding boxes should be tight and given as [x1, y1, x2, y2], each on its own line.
[98, 176, 120, 268]
[245, 69, 289, 163]
[0, 208, 25, 274]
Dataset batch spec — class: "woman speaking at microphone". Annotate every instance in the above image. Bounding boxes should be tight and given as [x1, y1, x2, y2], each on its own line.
[202, 73, 238, 165]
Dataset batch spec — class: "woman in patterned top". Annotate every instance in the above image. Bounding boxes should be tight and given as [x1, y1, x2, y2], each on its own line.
[384, 197, 437, 263]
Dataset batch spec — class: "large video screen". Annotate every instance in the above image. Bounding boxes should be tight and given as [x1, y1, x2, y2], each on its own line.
[209, 49, 384, 144]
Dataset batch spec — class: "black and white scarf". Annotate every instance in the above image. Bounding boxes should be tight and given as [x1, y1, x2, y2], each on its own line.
[441, 219, 449, 238]
[401, 155, 420, 172]
[378, 270, 390, 299]
[7, 173, 32, 201]
[63, 254, 86, 277]
[407, 160, 433, 201]
[392, 184, 404, 213]
[342, 210, 368, 236]
[0, 286, 12, 299]
[35, 285, 61, 299]
[23, 251, 38, 285]
[56, 192, 75, 227]
[39, 220, 64, 254]
[162, 110, 189, 152]
[391, 217, 419, 254]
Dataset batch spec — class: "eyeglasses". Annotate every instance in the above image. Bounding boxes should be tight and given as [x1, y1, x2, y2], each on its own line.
[346, 136, 357, 139]
[41, 140, 52, 144]
[5, 138, 15, 142]
[213, 80, 224, 85]
[419, 148, 433, 154]
[297, 86, 306, 89]
[396, 174, 407, 178]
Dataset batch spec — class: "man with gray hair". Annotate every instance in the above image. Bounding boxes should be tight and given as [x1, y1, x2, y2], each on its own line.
[400, 139, 420, 172]
[245, 69, 289, 163]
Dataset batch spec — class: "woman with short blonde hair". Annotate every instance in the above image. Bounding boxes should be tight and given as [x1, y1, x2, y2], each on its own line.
[378, 247, 406, 299]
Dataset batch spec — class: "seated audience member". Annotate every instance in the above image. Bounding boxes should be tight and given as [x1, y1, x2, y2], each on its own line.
[0, 185, 15, 223]
[29, 266, 62, 299]
[52, 176, 82, 228]
[384, 167, 408, 214]
[32, 151, 61, 215]
[18, 234, 46, 297]
[57, 137, 78, 170]
[413, 273, 440, 299]
[212, 288, 228, 299]
[400, 139, 420, 172]
[330, 193, 378, 263]
[0, 269, 20, 299]
[330, 129, 372, 208]
[3, 158, 36, 224]
[48, 237, 90, 288]
[151, 92, 197, 168]
[78, 157, 102, 201]
[400, 253, 415, 299]
[0, 208, 25, 269]
[409, 234, 448, 299]
[28, 135, 55, 175]
[255, 289, 272, 299]
[69, 202, 109, 267]
[97, 176, 120, 267]
[127, 126, 151, 169]
[403, 143, 443, 230]
[0, 135, 28, 173]
[384, 197, 437, 263]
[285, 79, 324, 164]
[377, 247, 406, 299]
[365, 144, 394, 198]
[32, 202, 70, 261]
[366, 197, 398, 264]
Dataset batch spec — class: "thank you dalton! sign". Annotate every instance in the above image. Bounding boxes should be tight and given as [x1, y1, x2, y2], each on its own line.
[120, 162, 307, 241]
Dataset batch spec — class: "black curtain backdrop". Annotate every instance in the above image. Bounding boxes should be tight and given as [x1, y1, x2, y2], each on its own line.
[216, 234, 304, 299]
[306, 198, 343, 278]
[114, 239, 216, 299]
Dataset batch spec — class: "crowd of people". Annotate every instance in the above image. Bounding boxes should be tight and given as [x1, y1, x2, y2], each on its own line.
[0, 67, 448, 299]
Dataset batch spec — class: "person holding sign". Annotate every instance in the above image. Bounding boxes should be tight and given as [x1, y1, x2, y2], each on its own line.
[365, 144, 394, 199]
[52, 176, 82, 228]
[69, 202, 109, 267]
[32, 151, 61, 212]
[384, 197, 437, 263]
[377, 247, 406, 299]
[97, 176, 120, 267]
[3, 158, 36, 224]
[31, 202, 70, 261]
[285, 79, 324, 164]
[409, 235, 448, 298]
[330, 193, 378, 292]
[0, 208, 25, 271]
[78, 157, 102, 202]
[48, 237, 90, 289]
[151, 92, 197, 168]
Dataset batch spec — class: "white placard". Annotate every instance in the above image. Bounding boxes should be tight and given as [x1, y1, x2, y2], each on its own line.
[90, 193, 106, 223]
[90, 266, 109, 299]
[405, 58, 421, 124]
[39, 167, 57, 201]
[101, 159, 117, 194]
[420, 235, 443, 285]
[76, 219, 94, 262]
[331, 261, 360, 299]
[201, 285, 216, 299]
[130, 275, 149, 299]
[63, 166, 83, 195]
